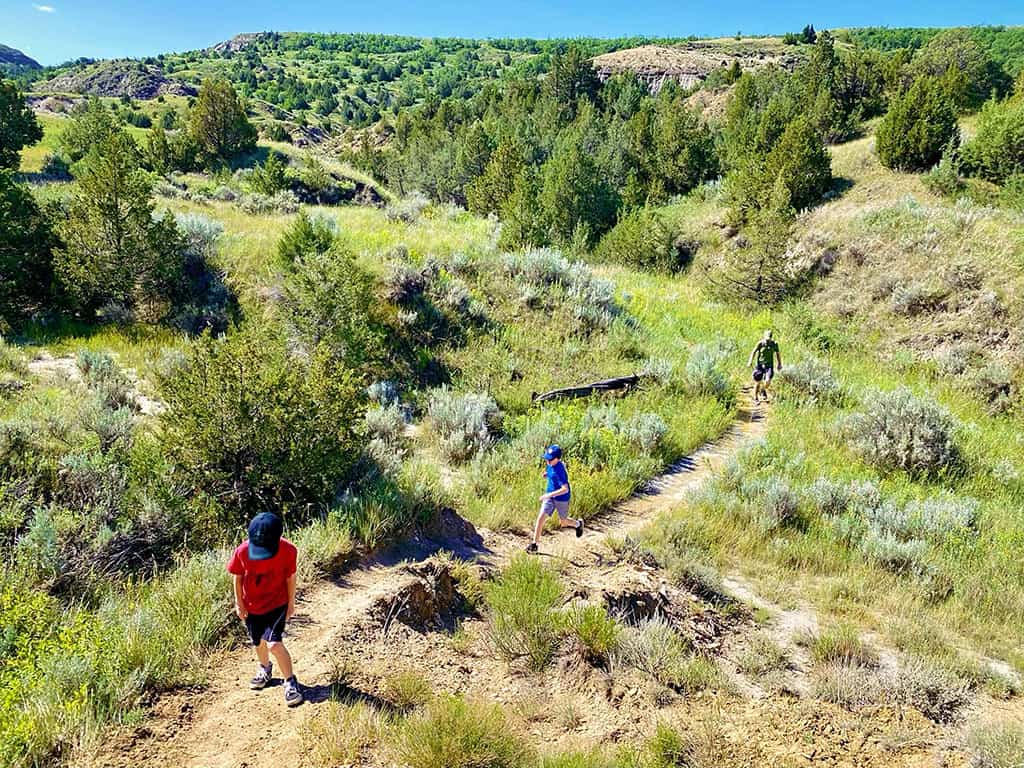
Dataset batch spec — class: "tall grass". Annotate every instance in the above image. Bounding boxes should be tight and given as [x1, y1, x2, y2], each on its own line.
[485, 555, 564, 671]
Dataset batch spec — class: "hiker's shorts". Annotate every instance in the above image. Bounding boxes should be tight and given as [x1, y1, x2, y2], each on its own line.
[540, 499, 571, 520]
[245, 604, 288, 646]
[754, 365, 774, 383]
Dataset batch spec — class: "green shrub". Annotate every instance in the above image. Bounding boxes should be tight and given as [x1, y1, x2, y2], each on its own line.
[276, 210, 335, 264]
[301, 699, 388, 768]
[736, 632, 790, 676]
[845, 387, 960, 477]
[799, 623, 877, 667]
[644, 722, 699, 768]
[616, 617, 692, 686]
[565, 603, 621, 665]
[923, 140, 965, 198]
[485, 555, 563, 671]
[247, 152, 289, 195]
[158, 323, 364, 526]
[1000, 173, 1024, 211]
[963, 96, 1024, 184]
[388, 694, 533, 768]
[876, 77, 959, 172]
[383, 668, 433, 711]
[594, 207, 684, 272]
[683, 343, 734, 404]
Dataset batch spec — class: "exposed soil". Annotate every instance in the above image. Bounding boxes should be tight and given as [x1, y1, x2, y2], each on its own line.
[76, 394, 1000, 767]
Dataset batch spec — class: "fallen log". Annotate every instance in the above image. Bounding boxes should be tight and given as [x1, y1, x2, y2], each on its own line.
[531, 374, 640, 403]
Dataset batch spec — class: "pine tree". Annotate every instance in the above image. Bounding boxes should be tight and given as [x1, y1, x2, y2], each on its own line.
[0, 170, 56, 327]
[188, 78, 257, 165]
[54, 131, 182, 317]
[60, 97, 119, 163]
[499, 169, 545, 249]
[0, 80, 42, 170]
[466, 136, 524, 215]
[876, 76, 959, 171]
[712, 174, 797, 303]
[146, 124, 172, 176]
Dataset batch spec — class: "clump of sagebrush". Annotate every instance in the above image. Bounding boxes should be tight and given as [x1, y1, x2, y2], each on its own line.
[76, 350, 136, 412]
[426, 388, 501, 464]
[485, 555, 563, 672]
[167, 212, 237, 334]
[238, 190, 299, 215]
[579, 405, 669, 454]
[779, 358, 844, 405]
[889, 655, 971, 723]
[967, 716, 1024, 768]
[683, 342, 735, 405]
[385, 191, 431, 224]
[500, 248, 619, 332]
[387, 694, 532, 768]
[845, 387, 960, 476]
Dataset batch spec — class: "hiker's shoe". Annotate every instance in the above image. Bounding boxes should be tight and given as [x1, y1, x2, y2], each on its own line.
[283, 677, 304, 707]
[526, 542, 538, 554]
[250, 663, 272, 690]
[575, 520, 584, 538]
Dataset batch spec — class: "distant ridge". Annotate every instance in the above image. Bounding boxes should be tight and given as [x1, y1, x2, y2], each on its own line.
[0, 43, 41, 72]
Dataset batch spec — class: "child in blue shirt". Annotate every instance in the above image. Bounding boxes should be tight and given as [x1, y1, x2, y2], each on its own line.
[527, 444, 583, 553]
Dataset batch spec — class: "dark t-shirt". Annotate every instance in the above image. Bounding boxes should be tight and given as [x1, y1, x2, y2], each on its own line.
[545, 461, 571, 502]
[227, 538, 297, 615]
[755, 339, 779, 369]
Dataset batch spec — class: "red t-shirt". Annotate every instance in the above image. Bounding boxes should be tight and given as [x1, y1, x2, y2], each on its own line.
[226, 538, 297, 615]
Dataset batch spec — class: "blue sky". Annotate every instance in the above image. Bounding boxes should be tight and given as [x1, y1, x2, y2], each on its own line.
[2, 0, 1021, 65]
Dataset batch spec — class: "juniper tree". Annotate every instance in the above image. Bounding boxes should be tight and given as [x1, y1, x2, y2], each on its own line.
[188, 77, 257, 165]
[0, 79, 42, 170]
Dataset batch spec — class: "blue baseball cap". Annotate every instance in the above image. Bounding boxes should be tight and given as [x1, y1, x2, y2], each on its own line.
[247, 512, 283, 561]
[543, 445, 562, 461]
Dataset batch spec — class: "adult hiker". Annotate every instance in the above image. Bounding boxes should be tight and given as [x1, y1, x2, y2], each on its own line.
[227, 512, 304, 707]
[527, 444, 584, 553]
[748, 329, 782, 402]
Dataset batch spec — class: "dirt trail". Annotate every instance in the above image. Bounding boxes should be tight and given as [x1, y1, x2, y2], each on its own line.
[83, 395, 768, 768]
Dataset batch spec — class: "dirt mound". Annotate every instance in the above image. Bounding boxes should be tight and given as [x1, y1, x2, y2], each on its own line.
[376, 560, 463, 632]
[41, 60, 196, 99]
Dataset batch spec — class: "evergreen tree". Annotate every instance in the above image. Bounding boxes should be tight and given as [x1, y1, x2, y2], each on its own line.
[60, 97, 119, 163]
[0, 80, 42, 170]
[499, 169, 545, 249]
[466, 135, 524, 215]
[54, 131, 183, 317]
[188, 78, 257, 165]
[713, 175, 797, 303]
[248, 151, 289, 194]
[0, 171, 56, 328]
[277, 211, 335, 264]
[911, 29, 1010, 110]
[145, 124, 172, 176]
[876, 76, 959, 171]
[539, 126, 616, 247]
[544, 45, 600, 123]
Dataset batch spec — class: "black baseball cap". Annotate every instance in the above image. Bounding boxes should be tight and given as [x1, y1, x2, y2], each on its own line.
[247, 512, 283, 561]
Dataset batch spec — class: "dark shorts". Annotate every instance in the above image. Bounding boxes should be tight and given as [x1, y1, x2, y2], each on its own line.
[754, 365, 775, 383]
[245, 604, 288, 646]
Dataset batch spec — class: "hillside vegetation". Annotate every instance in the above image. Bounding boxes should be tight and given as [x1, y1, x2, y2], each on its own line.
[1, 21, 1024, 768]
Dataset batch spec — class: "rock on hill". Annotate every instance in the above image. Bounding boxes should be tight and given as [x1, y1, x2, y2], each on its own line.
[0, 44, 41, 72]
[207, 32, 272, 55]
[40, 59, 195, 98]
[592, 40, 801, 93]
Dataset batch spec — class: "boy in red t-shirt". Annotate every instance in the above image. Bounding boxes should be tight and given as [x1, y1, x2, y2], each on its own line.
[227, 512, 303, 707]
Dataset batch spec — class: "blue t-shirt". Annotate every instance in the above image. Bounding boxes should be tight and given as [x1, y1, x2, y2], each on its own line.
[545, 461, 571, 502]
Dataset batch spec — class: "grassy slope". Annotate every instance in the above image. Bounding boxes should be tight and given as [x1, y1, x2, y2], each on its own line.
[645, 129, 1024, 671]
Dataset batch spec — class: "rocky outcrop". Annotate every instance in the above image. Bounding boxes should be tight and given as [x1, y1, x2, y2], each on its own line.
[207, 32, 271, 55]
[39, 59, 195, 99]
[0, 44, 41, 72]
[592, 43, 802, 95]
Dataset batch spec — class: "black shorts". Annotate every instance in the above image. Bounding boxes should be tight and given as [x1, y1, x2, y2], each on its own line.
[754, 365, 774, 382]
[245, 604, 288, 646]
